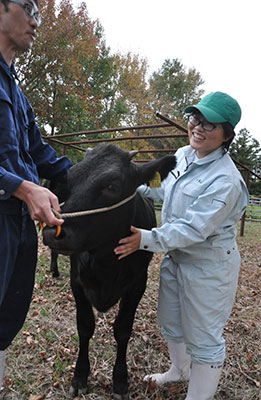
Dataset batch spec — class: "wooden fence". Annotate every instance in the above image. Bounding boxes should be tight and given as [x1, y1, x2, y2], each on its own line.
[246, 196, 261, 222]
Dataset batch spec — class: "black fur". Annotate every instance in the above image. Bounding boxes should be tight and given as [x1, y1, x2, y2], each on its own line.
[43, 144, 176, 398]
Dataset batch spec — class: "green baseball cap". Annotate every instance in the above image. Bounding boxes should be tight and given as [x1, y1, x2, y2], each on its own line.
[184, 91, 241, 128]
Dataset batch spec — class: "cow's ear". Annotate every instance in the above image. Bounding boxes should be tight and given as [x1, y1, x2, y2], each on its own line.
[84, 147, 94, 159]
[129, 150, 139, 160]
[136, 155, 177, 185]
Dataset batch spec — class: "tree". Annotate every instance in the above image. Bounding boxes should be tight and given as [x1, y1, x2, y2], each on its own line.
[15, 0, 113, 136]
[95, 52, 152, 128]
[229, 129, 261, 195]
[96, 52, 159, 158]
[229, 129, 260, 170]
[15, 0, 156, 160]
[148, 58, 204, 118]
[14, 1, 205, 160]
[147, 58, 204, 152]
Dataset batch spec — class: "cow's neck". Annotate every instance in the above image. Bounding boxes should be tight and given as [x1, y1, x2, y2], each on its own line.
[89, 226, 131, 265]
[90, 239, 119, 265]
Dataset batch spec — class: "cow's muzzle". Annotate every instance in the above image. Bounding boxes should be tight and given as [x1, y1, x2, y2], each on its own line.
[40, 222, 62, 238]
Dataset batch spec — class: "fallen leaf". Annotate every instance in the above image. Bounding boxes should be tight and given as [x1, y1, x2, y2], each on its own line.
[28, 395, 46, 400]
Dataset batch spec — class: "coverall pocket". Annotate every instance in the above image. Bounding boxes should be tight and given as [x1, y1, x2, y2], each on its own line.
[0, 88, 12, 104]
[176, 182, 204, 211]
[0, 90, 15, 136]
[180, 259, 239, 339]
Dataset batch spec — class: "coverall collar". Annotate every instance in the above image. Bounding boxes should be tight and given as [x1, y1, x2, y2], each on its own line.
[183, 145, 226, 166]
[0, 52, 19, 80]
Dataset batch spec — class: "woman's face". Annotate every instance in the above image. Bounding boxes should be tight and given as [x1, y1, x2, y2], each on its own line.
[188, 113, 228, 158]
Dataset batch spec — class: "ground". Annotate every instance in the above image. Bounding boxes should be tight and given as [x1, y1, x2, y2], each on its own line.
[1, 222, 260, 400]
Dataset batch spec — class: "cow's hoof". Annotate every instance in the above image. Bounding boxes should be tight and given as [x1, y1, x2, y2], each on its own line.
[113, 393, 129, 400]
[69, 384, 87, 397]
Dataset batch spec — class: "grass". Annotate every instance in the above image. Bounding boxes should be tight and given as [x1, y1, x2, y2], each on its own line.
[1, 221, 260, 400]
[237, 220, 261, 245]
[245, 204, 261, 222]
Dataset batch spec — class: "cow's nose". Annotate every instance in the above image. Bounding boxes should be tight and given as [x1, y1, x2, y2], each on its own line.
[42, 226, 62, 245]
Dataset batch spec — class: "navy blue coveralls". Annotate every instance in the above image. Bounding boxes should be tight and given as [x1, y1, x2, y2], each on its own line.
[0, 53, 72, 350]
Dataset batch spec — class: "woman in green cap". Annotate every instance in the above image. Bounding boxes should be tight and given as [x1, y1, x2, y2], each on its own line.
[114, 92, 249, 400]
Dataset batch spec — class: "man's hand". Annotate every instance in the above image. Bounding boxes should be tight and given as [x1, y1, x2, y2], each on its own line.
[114, 226, 141, 260]
[13, 181, 64, 227]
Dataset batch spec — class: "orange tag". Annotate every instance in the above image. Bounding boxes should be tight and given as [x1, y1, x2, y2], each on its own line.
[55, 225, 62, 238]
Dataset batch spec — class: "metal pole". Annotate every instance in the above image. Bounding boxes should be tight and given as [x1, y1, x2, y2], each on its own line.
[240, 170, 250, 236]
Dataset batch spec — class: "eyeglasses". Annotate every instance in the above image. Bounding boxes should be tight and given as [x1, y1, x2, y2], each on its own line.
[188, 114, 220, 132]
[7, 0, 41, 26]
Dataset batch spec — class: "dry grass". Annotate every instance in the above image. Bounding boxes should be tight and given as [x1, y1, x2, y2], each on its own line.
[1, 222, 260, 400]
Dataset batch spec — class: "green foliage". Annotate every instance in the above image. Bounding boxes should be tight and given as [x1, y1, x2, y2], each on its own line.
[148, 58, 204, 117]
[144, 58, 203, 153]
[14, 0, 204, 159]
[229, 129, 261, 195]
[249, 181, 261, 196]
[230, 129, 261, 170]
[15, 0, 114, 136]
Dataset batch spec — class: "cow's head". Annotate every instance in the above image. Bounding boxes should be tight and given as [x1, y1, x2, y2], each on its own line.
[42, 144, 176, 254]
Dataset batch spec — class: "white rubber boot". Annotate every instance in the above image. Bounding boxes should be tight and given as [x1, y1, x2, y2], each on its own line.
[144, 341, 191, 385]
[0, 350, 5, 389]
[185, 362, 223, 400]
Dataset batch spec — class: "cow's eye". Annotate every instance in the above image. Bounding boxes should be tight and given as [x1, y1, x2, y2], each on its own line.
[101, 183, 120, 196]
[107, 184, 118, 192]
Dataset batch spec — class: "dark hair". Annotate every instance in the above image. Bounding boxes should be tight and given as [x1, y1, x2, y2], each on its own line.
[220, 122, 235, 150]
[1, 0, 9, 11]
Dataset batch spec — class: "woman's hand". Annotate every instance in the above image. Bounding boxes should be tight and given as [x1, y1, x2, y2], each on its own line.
[114, 226, 141, 260]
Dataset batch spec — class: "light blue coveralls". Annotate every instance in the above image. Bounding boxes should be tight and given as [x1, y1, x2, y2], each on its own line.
[138, 145, 249, 364]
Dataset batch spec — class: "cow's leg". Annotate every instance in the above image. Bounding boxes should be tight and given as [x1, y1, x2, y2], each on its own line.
[69, 278, 95, 396]
[113, 275, 147, 400]
[50, 251, 59, 278]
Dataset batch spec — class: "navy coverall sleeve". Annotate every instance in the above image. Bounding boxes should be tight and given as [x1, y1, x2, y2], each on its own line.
[0, 81, 72, 201]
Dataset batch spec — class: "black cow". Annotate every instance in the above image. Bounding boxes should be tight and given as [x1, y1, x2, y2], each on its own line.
[42, 144, 176, 399]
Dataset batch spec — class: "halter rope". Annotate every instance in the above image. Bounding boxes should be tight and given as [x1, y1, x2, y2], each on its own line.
[52, 191, 137, 219]
[40, 191, 137, 238]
